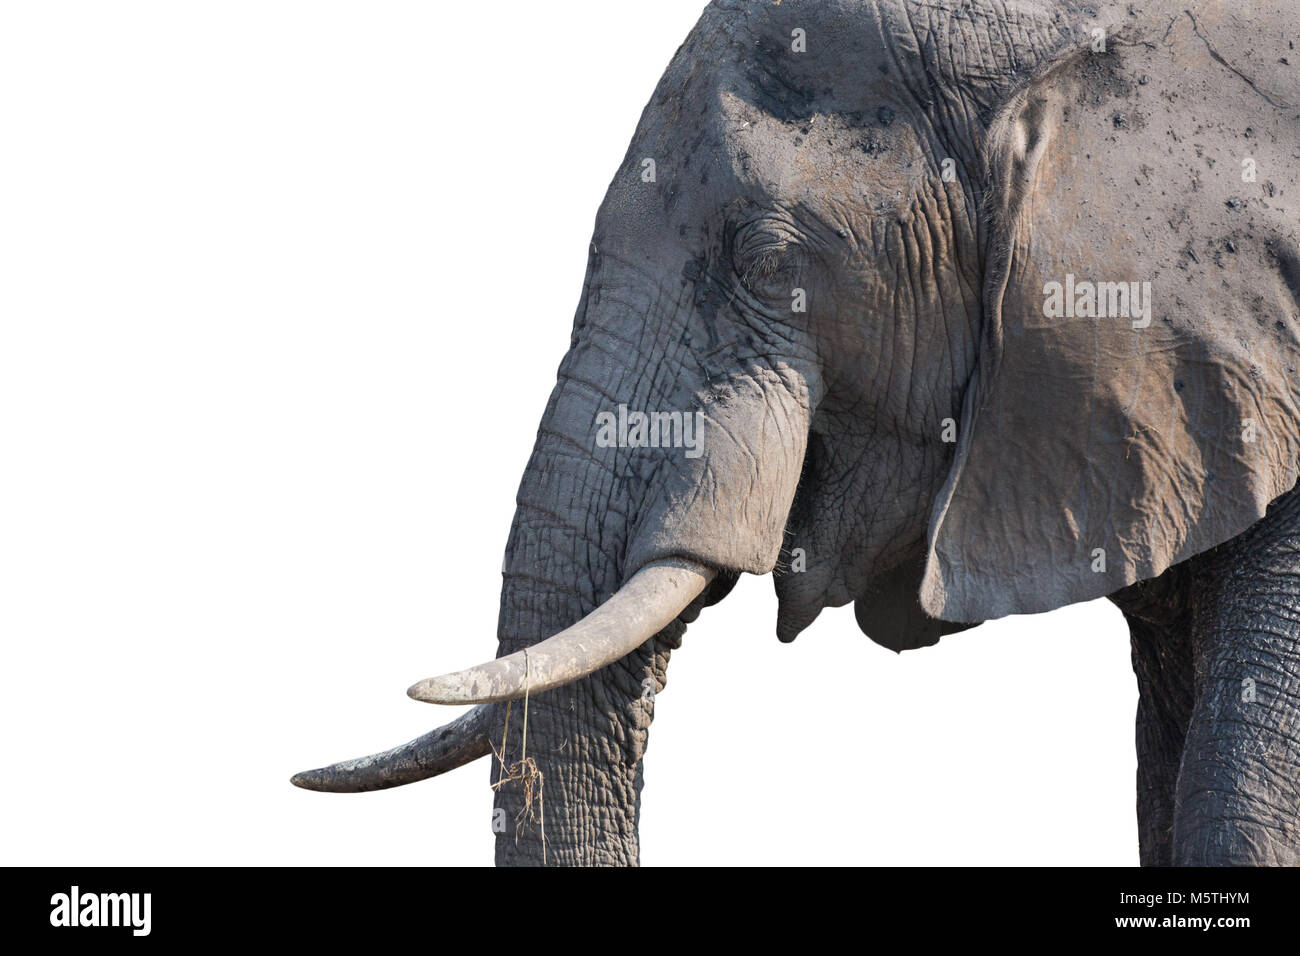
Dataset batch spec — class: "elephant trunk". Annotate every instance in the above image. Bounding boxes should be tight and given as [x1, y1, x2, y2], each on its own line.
[489, 448, 659, 865]
[294, 255, 818, 866]
[486, 294, 816, 864]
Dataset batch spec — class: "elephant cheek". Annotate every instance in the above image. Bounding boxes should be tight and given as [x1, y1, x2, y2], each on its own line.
[623, 365, 815, 579]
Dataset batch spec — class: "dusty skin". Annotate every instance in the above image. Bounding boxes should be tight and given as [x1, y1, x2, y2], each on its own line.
[294, 0, 1300, 866]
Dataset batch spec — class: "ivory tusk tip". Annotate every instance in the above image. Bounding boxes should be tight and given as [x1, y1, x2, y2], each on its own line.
[406, 679, 434, 702]
[290, 770, 326, 791]
[407, 677, 470, 705]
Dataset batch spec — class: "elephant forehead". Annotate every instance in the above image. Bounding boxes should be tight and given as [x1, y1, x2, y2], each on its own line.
[714, 86, 929, 213]
[696, 0, 1093, 127]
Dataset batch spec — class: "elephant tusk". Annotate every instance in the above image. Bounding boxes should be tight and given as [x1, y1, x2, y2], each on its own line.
[407, 558, 715, 705]
[290, 704, 493, 793]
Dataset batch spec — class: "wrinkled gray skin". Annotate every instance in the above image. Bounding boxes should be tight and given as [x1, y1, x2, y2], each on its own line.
[300, 0, 1300, 865]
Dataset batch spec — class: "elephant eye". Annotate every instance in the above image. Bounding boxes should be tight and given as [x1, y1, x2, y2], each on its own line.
[732, 220, 804, 295]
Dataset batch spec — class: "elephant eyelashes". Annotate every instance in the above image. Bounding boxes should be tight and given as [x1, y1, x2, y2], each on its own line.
[740, 246, 797, 289]
[732, 221, 806, 298]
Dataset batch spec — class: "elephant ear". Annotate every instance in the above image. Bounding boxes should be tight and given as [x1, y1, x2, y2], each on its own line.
[920, 27, 1300, 623]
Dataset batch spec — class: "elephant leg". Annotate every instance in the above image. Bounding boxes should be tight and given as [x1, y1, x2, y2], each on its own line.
[1170, 493, 1300, 865]
[1129, 618, 1194, 865]
[1112, 572, 1196, 866]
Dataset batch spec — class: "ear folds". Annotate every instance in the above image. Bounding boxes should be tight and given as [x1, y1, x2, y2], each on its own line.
[920, 39, 1300, 622]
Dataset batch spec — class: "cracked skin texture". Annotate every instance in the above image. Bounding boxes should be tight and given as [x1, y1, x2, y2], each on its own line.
[476, 0, 1300, 864]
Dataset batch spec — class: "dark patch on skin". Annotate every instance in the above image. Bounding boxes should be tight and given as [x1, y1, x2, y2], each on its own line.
[662, 181, 680, 214]
[1112, 109, 1147, 130]
[743, 32, 818, 122]
[1269, 243, 1300, 319]
[1075, 46, 1134, 108]
[858, 131, 889, 154]
[680, 255, 723, 352]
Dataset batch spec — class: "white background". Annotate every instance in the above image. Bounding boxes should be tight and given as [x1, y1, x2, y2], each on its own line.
[1, 1, 1135, 866]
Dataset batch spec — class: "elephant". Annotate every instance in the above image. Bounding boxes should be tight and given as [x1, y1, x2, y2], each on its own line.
[292, 0, 1300, 866]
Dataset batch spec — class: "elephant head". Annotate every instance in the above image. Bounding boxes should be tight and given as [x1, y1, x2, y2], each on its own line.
[293, 0, 1300, 865]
